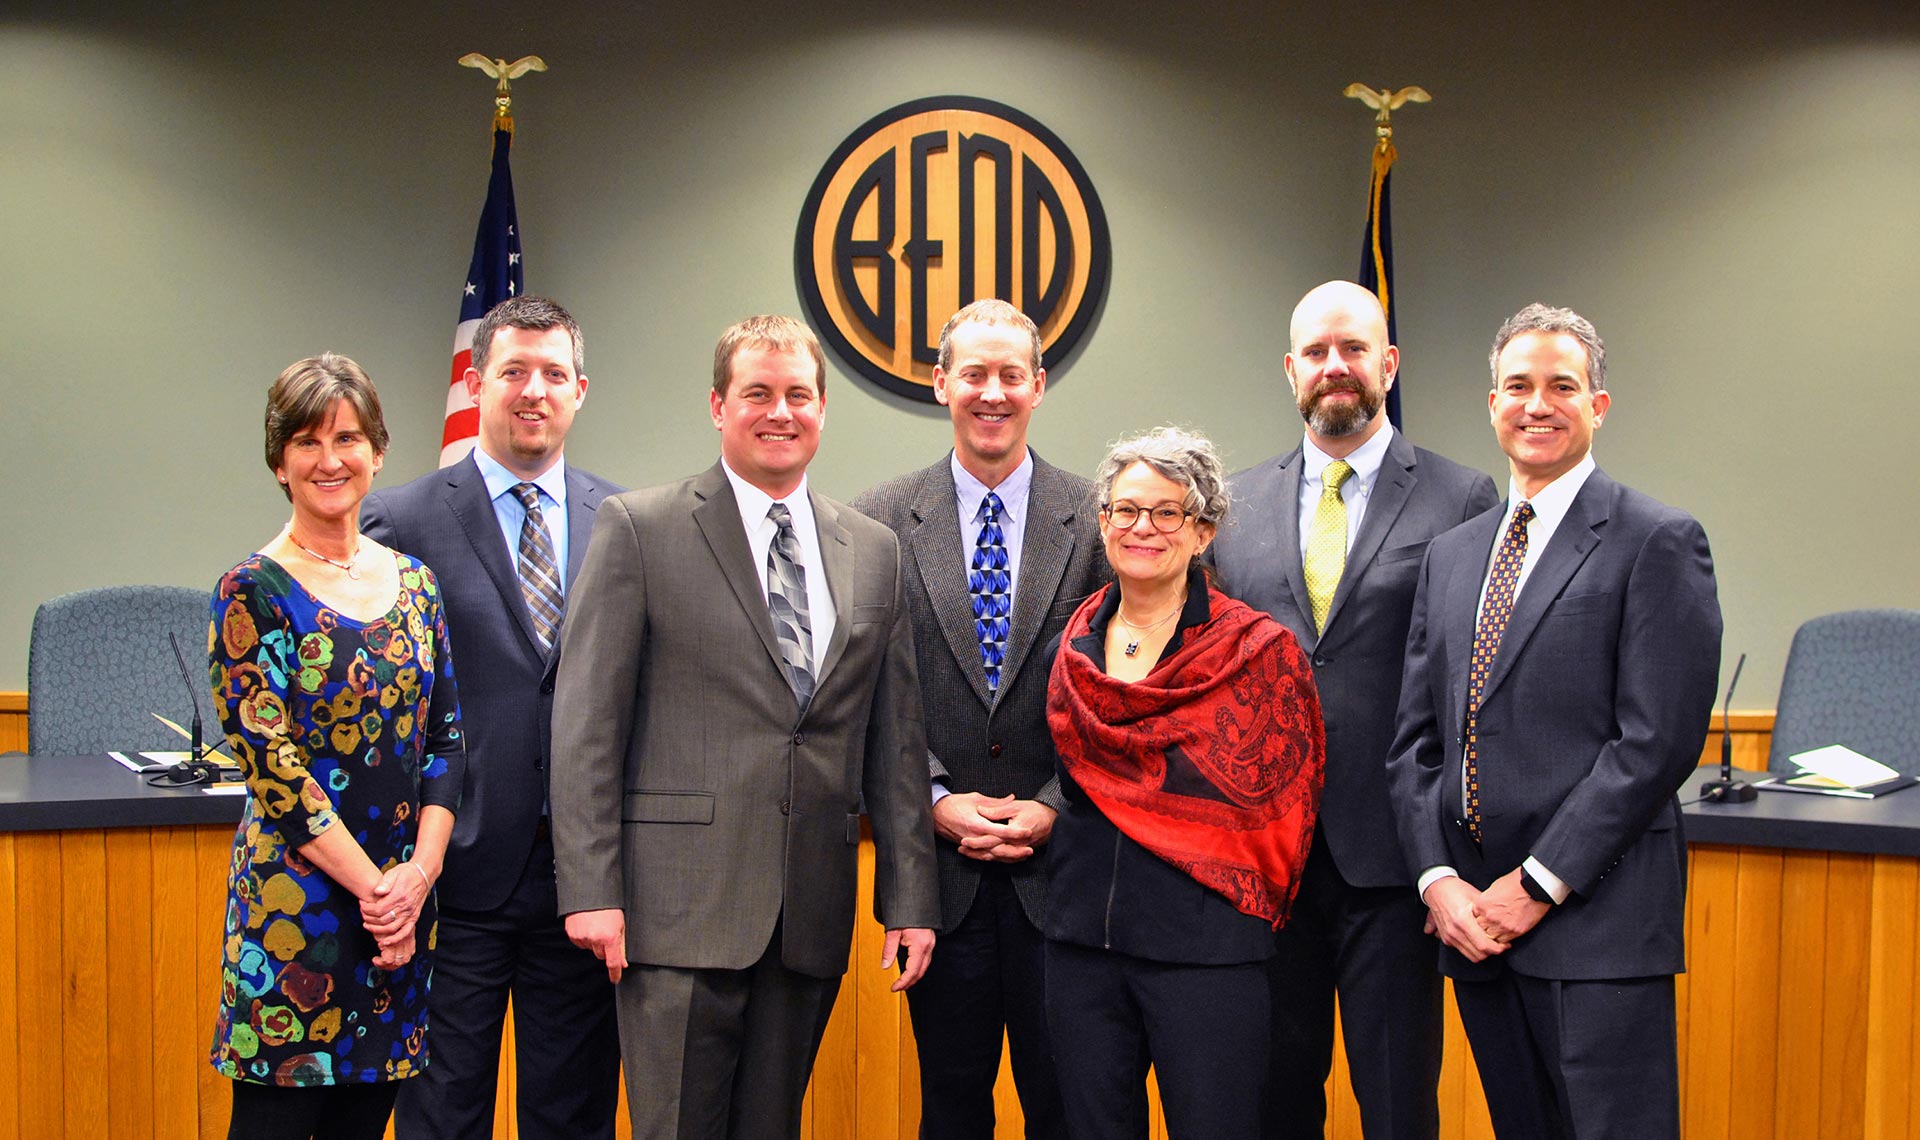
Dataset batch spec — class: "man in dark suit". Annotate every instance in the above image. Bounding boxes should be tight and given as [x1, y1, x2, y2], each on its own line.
[361, 296, 623, 1140]
[1386, 303, 1722, 1139]
[550, 315, 940, 1140]
[1212, 280, 1497, 1140]
[853, 299, 1109, 1140]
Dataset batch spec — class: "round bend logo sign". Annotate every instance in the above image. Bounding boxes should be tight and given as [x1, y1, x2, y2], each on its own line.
[796, 96, 1111, 402]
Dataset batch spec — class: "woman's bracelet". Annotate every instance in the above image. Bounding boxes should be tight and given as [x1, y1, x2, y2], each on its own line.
[408, 862, 432, 891]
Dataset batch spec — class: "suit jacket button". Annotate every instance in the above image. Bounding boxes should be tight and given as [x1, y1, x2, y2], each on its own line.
[1313, 655, 1329, 667]
[988, 742, 1004, 758]
[780, 800, 792, 815]
[540, 679, 555, 694]
[793, 733, 805, 746]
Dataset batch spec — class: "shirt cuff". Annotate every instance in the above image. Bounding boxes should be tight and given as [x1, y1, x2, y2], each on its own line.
[931, 780, 951, 806]
[1522, 856, 1572, 905]
[1416, 865, 1459, 904]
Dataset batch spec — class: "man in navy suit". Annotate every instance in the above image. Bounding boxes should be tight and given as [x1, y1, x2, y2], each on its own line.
[1386, 303, 1722, 1139]
[1212, 280, 1497, 1140]
[363, 296, 624, 1140]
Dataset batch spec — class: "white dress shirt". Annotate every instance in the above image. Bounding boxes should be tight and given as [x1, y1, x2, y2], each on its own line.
[720, 461, 836, 678]
[1418, 452, 1598, 908]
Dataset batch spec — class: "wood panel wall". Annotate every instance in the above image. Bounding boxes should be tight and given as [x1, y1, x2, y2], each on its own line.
[6, 709, 1916, 1139]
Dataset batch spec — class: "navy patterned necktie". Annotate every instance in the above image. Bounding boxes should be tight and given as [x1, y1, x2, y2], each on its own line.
[511, 483, 564, 649]
[971, 491, 1011, 693]
[765, 502, 816, 707]
[1464, 501, 1534, 842]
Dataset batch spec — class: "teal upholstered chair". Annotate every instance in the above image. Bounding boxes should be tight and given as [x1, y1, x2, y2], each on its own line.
[27, 585, 217, 756]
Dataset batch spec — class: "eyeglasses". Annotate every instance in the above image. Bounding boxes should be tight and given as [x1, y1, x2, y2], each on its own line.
[1100, 502, 1194, 534]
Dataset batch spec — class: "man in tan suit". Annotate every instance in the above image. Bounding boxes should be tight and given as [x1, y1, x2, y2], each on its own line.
[550, 316, 940, 1140]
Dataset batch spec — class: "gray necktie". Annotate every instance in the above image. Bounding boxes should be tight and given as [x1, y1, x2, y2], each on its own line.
[511, 483, 564, 648]
[765, 502, 816, 707]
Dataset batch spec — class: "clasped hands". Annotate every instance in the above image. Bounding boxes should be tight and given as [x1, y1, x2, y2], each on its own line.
[359, 861, 432, 971]
[564, 909, 936, 993]
[933, 792, 1056, 862]
[1421, 867, 1549, 963]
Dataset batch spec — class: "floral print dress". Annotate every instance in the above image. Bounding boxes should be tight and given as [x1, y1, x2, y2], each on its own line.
[207, 553, 464, 1086]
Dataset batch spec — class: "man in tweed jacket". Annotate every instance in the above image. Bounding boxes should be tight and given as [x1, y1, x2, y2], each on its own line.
[854, 300, 1110, 1140]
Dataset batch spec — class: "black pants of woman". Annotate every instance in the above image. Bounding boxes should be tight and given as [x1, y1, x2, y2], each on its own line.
[1045, 939, 1270, 1139]
[227, 1080, 400, 1140]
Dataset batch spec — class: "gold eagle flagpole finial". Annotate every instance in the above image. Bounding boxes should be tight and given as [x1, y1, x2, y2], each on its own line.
[1343, 83, 1430, 154]
[459, 53, 548, 134]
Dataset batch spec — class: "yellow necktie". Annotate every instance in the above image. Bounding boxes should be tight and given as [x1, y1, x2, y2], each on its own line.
[1304, 460, 1354, 633]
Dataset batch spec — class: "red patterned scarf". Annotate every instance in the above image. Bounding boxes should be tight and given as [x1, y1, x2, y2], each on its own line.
[1047, 584, 1325, 928]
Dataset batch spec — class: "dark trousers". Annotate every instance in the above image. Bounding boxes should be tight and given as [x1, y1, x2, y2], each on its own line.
[1452, 970, 1679, 1140]
[617, 920, 842, 1140]
[393, 830, 621, 1140]
[1265, 834, 1442, 1140]
[1044, 939, 1269, 1140]
[228, 1080, 400, 1140]
[906, 869, 1066, 1140]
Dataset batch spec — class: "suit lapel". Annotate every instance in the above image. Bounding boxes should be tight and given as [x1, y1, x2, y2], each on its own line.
[812, 493, 855, 690]
[905, 460, 995, 704]
[443, 454, 546, 653]
[1446, 510, 1504, 726]
[562, 465, 605, 590]
[1271, 449, 1317, 642]
[690, 465, 786, 680]
[1324, 432, 1416, 638]
[1479, 472, 1613, 706]
[997, 454, 1077, 703]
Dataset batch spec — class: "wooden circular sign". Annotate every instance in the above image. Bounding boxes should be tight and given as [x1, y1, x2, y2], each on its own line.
[795, 96, 1111, 402]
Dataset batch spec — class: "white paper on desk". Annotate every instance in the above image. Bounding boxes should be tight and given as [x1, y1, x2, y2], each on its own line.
[138, 750, 198, 765]
[1788, 744, 1900, 787]
[107, 751, 143, 772]
[201, 785, 248, 796]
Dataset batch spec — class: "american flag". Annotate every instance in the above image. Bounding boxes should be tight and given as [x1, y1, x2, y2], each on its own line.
[440, 127, 524, 467]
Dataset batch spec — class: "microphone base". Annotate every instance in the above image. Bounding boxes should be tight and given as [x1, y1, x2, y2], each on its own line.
[1700, 778, 1760, 804]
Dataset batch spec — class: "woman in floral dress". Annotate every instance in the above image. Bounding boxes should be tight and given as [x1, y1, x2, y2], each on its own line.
[209, 353, 464, 1139]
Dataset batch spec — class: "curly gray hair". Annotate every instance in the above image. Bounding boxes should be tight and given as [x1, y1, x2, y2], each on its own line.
[1094, 425, 1230, 526]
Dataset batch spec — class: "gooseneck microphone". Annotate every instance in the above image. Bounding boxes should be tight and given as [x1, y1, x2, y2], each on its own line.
[142, 632, 225, 787]
[1698, 652, 1758, 804]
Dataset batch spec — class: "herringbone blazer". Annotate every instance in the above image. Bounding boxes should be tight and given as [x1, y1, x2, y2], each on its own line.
[853, 452, 1110, 933]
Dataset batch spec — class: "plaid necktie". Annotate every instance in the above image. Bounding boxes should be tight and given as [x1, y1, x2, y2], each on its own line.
[1303, 459, 1354, 634]
[970, 491, 1011, 693]
[765, 502, 816, 707]
[1464, 501, 1534, 843]
[511, 483, 564, 649]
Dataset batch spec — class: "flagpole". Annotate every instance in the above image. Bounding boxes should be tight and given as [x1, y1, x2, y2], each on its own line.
[1344, 83, 1428, 431]
[440, 54, 547, 466]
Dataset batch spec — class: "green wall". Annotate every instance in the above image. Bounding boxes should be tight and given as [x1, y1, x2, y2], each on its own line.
[4, 0, 1917, 714]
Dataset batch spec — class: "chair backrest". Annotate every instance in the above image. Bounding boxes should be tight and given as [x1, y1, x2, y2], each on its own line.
[27, 585, 219, 756]
[1766, 609, 1920, 775]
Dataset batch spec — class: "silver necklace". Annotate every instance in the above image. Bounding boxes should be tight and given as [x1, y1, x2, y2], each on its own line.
[1114, 597, 1182, 657]
[288, 532, 361, 580]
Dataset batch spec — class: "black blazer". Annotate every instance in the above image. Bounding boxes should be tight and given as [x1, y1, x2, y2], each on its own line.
[853, 451, 1111, 933]
[1213, 431, 1497, 888]
[1386, 468, 1722, 981]
[361, 453, 621, 912]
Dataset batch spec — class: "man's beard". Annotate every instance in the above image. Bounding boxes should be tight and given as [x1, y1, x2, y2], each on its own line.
[1301, 378, 1381, 438]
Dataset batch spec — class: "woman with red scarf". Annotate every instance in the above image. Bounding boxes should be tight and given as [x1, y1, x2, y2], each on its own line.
[1044, 426, 1326, 1139]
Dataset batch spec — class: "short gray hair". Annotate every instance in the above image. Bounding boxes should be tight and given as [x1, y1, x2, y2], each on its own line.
[1488, 302, 1608, 392]
[1094, 426, 1230, 526]
[937, 298, 1043, 375]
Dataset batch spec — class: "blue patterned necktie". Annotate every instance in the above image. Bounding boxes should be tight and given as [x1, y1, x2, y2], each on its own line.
[971, 491, 1012, 693]
[1464, 501, 1534, 842]
[765, 502, 816, 708]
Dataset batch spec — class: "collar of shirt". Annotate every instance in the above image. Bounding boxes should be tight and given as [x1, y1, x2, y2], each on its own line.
[718, 460, 835, 672]
[951, 449, 1033, 606]
[1297, 424, 1393, 559]
[1500, 450, 1597, 543]
[474, 447, 570, 589]
[1301, 422, 1392, 500]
